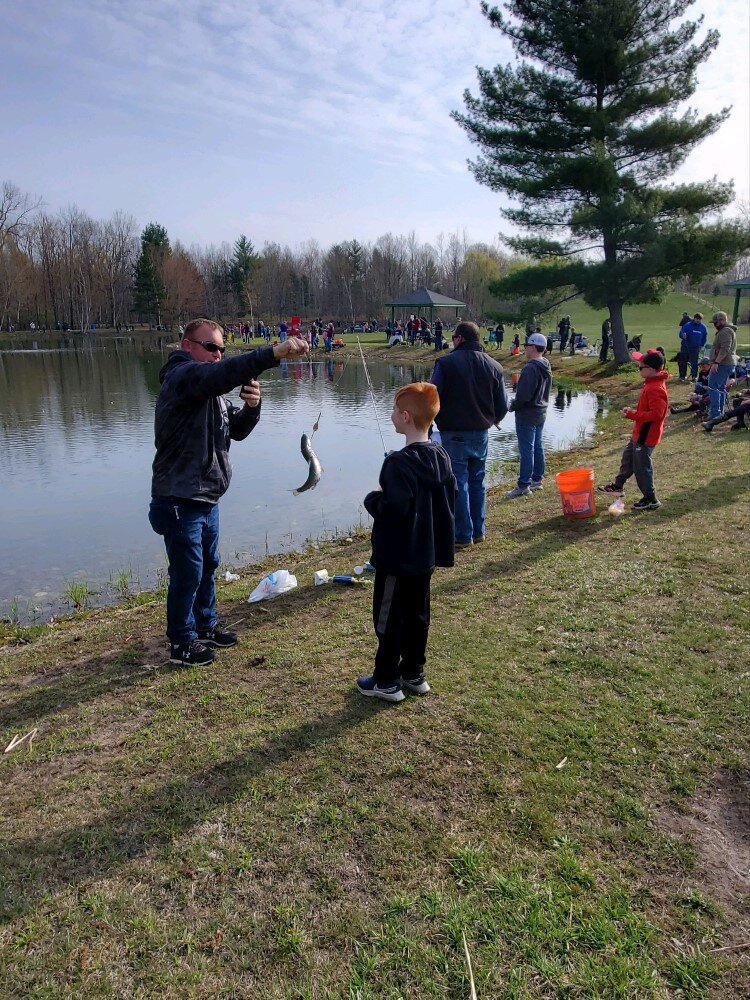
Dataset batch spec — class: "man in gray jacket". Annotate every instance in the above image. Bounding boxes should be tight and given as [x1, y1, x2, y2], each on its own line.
[707, 311, 738, 420]
[506, 332, 552, 498]
[149, 318, 308, 666]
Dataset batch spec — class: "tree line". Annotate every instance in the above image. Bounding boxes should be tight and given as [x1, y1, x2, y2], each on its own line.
[0, 180, 516, 332]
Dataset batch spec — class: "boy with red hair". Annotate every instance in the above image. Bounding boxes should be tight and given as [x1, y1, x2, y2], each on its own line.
[357, 382, 456, 702]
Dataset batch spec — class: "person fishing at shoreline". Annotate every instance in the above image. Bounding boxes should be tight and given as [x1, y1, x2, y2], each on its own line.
[149, 318, 308, 667]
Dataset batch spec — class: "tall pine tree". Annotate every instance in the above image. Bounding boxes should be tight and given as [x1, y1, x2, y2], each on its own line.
[230, 235, 258, 315]
[453, 0, 750, 362]
[133, 223, 169, 325]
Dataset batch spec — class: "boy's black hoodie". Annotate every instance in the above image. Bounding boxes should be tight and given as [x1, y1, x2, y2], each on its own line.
[364, 441, 456, 575]
[510, 356, 552, 425]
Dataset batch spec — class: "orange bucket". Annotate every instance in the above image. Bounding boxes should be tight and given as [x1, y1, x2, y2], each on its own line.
[556, 468, 596, 520]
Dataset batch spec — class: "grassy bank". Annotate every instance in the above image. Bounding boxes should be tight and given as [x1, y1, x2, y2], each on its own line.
[1, 359, 748, 998]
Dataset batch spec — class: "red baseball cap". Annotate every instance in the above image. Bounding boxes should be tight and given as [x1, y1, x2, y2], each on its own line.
[631, 349, 665, 371]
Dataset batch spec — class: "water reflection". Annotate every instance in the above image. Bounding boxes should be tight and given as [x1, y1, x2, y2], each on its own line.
[0, 338, 605, 619]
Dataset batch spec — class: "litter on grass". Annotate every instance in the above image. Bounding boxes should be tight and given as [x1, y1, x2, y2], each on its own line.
[247, 570, 298, 603]
[4, 728, 38, 754]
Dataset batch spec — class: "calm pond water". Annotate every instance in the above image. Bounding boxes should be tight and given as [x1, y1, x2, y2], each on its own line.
[0, 334, 606, 620]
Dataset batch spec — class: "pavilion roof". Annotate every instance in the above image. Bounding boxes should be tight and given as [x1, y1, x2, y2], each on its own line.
[725, 276, 750, 289]
[384, 287, 466, 308]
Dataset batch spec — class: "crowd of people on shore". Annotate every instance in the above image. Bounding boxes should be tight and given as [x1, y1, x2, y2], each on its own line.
[147, 309, 745, 697]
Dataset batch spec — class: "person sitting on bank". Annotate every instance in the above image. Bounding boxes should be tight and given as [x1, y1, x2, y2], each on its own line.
[703, 388, 750, 432]
[670, 359, 711, 417]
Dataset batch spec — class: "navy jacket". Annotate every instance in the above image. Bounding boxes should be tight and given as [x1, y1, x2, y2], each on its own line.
[152, 347, 278, 504]
[510, 357, 552, 426]
[431, 342, 509, 431]
[364, 442, 456, 575]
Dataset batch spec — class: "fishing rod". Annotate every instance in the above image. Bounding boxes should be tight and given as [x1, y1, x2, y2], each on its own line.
[357, 336, 388, 456]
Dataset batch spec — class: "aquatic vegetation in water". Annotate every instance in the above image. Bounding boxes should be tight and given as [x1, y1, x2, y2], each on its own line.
[65, 579, 92, 611]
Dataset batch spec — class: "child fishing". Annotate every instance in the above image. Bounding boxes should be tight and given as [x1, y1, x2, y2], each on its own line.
[356, 383, 456, 703]
[598, 349, 669, 511]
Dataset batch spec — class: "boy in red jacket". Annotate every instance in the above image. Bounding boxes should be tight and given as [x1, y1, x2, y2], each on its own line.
[598, 349, 669, 511]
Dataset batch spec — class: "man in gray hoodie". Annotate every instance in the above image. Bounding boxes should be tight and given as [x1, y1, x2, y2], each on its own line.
[707, 312, 738, 420]
[506, 332, 552, 499]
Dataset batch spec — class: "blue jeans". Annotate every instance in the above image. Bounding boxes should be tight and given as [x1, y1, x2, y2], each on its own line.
[515, 419, 545, 488]
[149, 497, 220, 644]
[708, 364, 733, 419]
[440, 429, 488, 544]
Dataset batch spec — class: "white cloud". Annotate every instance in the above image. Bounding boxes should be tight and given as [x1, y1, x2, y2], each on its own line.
[1, 0, 746, 246]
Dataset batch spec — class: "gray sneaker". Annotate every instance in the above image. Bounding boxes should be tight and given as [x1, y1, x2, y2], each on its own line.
[528, 481, 544, 491]
[505, 486, 531, 499]
[401, 675, 431, 695]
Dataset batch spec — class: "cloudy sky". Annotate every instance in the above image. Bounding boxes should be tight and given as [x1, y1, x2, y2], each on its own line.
[3, 0, 748, 249]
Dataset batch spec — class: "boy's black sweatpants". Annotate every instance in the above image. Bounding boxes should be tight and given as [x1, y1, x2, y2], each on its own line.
[373, 571, 432, 687]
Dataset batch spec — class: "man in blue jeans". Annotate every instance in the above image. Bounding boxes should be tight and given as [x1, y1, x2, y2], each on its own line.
[149, 318, 308, 666]
[706, 311, 738, 420]
[431, 321, 508, 548]
[677, 312, 708, 382]
[505, 332, 552, 499]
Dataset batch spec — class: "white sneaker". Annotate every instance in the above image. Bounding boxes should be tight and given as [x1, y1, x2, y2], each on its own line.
[505, 486, 531, 499]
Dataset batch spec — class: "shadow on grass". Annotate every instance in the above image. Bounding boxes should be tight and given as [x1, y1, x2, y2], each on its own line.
[0, 690, 382, 922]
[439, 473, 749, 593]
[0, 583, 331, 735]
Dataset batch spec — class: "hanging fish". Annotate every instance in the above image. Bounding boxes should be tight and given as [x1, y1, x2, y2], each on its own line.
[292, 433, 322, 495]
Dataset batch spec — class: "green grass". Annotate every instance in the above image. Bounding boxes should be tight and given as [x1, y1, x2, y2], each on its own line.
[0, 359, 748, 997]
[343, 291, 749, 355]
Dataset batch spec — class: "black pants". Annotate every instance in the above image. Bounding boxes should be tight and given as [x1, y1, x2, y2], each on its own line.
[599, 334, 609, 363]
[373, 571, 432, 686]
[678, 345, 701, 381]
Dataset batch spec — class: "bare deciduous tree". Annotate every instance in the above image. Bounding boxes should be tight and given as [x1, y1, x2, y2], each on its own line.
[0, 181, 40, 254]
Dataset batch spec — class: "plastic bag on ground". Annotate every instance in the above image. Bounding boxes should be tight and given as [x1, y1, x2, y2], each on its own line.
[247, 569, 298, 603]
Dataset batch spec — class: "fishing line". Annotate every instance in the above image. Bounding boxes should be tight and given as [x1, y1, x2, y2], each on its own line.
[357, 336, 388, 456]
[309, 357, 350, 438]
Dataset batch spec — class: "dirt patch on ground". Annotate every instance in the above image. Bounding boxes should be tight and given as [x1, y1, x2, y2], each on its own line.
[653, 770, 750, 948]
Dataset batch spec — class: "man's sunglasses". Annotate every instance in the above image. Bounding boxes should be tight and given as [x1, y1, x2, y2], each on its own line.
[188, 339, 225, 355]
